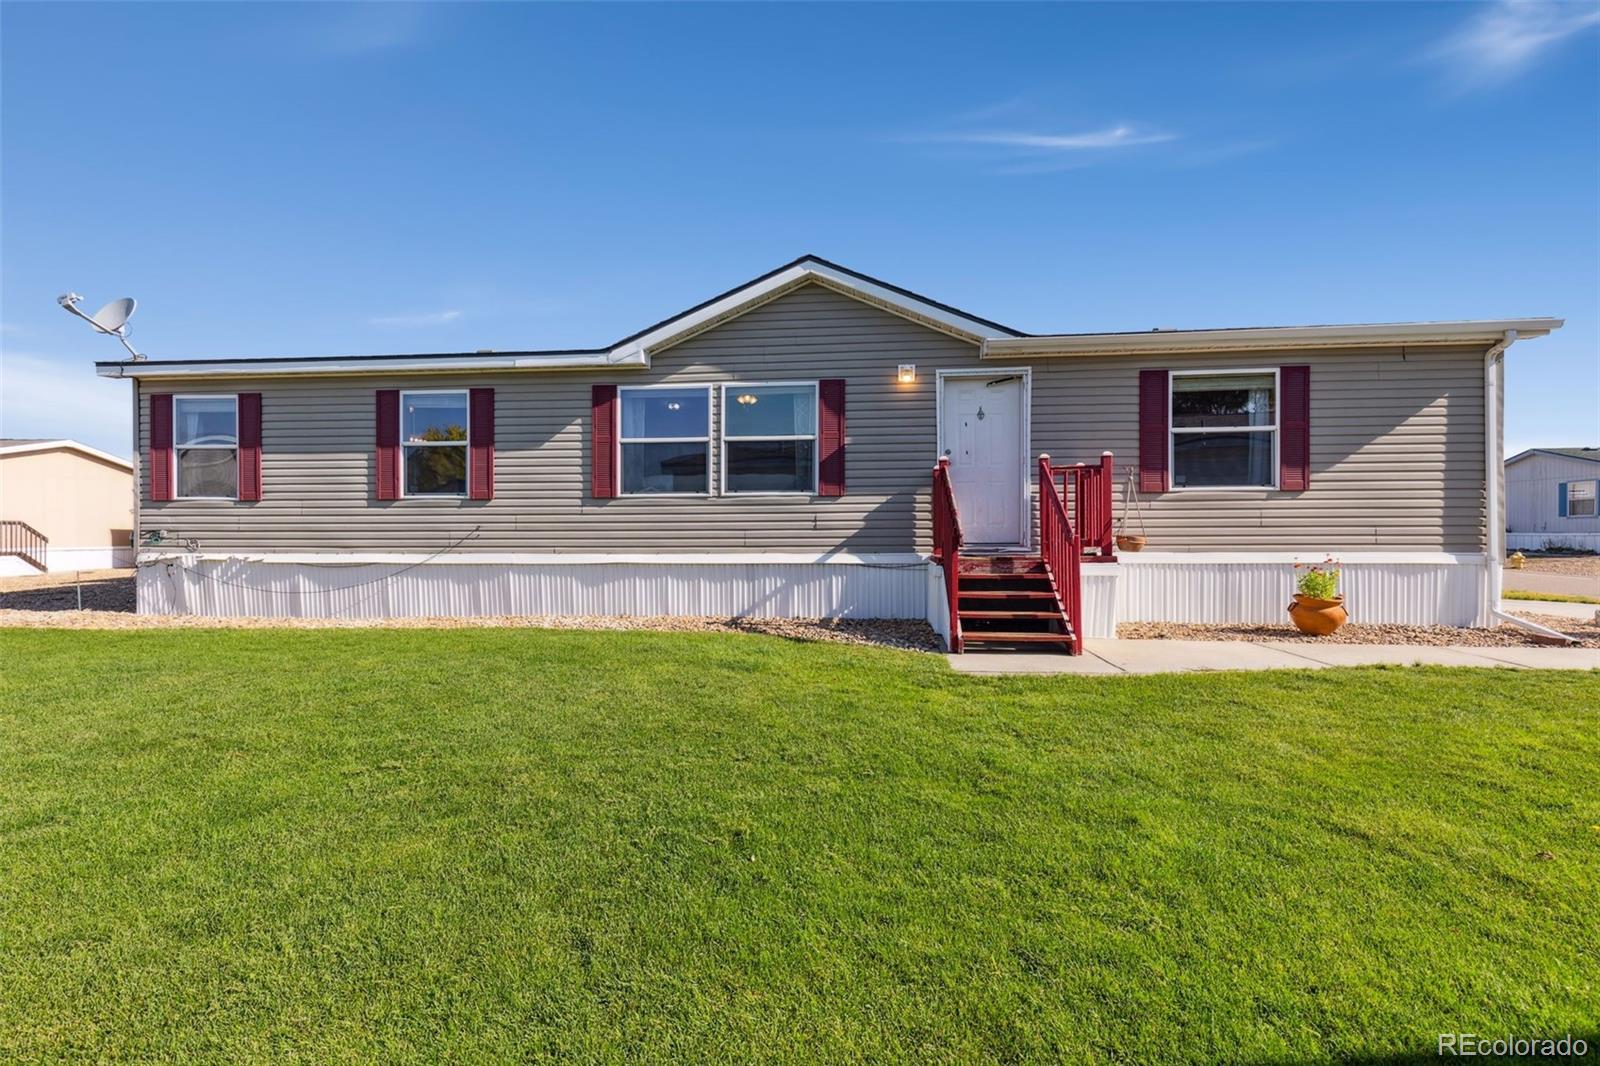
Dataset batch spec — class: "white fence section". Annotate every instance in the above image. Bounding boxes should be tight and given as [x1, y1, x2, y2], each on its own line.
[1508, 532, 1600, 552]
[1115, 553, 1488, 628]
[136, 554, 932, 621]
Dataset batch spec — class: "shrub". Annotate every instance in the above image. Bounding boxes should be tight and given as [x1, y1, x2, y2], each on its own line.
[1297, 565, 1341, 600]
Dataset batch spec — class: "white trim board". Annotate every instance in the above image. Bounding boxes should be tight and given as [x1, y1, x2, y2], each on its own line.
[983, 318, 1564, 358]
[136, 551, 933, 566]
[1117, 552, 1486, 564]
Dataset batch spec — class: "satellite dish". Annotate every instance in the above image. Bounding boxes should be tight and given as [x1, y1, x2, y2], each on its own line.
[57, 291, 145, 359]
[89, 297, 136, 335]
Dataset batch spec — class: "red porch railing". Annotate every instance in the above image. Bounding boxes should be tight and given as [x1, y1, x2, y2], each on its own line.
[1061, 452, 1116, 560]
[1, 520, 48, 572]
[931, 456, 964, 653]
[1037, 457, 1084, 654]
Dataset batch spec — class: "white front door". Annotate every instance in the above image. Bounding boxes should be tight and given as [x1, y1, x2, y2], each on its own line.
[940, 374, 1025, 546]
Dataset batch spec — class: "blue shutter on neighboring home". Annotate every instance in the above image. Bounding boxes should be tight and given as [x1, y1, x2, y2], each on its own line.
[1558, 482, 1568, 517]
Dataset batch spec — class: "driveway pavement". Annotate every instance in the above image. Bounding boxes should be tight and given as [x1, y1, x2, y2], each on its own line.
[1502, 567, 1600, 599]
[947, 639, 1600, 675]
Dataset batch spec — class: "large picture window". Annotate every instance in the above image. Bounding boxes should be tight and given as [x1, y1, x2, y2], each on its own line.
[174, 395, 239, 499]
[1170, 371, 1278, 489]
[721, 383, 818, 494]
[619, 386, 711, 495]
[403, 390, 469, 496]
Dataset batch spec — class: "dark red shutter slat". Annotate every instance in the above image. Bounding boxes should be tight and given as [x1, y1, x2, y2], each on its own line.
[238, 392, 263, 501]
[591, 384, 618, 499]
[818, 378, 846, 496]
[1138, 369, 1169, 493]
[469, 387, 495, 500]
[149, 393, 174, 502]
[375, 390, 400, 500]
[1279, 365, 1310, 492]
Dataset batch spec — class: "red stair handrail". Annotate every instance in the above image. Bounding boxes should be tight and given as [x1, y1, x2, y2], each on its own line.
[1062, 452, 1116, 559]
[1038, 456, 1084, 654]
[931, 457, 964, 653]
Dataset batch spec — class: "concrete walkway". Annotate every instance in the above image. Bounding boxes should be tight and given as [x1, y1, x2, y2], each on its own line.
[947, 639, 1600, 675]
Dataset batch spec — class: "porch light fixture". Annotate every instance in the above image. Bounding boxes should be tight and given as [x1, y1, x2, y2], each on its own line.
[736, 393, 759, 406]
[897, 364, 916, 383]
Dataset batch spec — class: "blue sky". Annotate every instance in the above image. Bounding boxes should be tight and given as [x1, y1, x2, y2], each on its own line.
[2, 1, 1596, 458]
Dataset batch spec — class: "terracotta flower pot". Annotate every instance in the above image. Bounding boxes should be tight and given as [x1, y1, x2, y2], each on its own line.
[1115, 534, 1147, 552]
[1288, 594, 1347, 636]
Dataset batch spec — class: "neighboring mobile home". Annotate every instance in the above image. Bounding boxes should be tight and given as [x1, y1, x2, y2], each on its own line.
[96, 256, 1562, 650]
[1506, 447, 1600, 551]
[0, 438, 134, 576]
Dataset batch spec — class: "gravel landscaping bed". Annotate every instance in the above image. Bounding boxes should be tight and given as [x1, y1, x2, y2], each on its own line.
[0, 604, 941, 651]
[1508, 552, 1600, 577]
[1119, 615, 1600, 648]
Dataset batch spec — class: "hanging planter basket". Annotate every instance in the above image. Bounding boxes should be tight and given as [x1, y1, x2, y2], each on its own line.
[1115, 470, 1148, 552]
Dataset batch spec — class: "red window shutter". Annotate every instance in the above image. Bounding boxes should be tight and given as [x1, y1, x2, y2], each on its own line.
[818, 378, 846, 497]
[375, 390, 400, 500]
[469, 387, 495, 500]
[238, 392, 263, 501]
[1279, 366, 1311, 491]
[149, 393, 174, 501]
[1138, 369, 1169, 493]
[591, 384, 618, 498]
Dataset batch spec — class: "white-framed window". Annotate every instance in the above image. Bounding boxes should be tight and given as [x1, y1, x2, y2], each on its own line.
[1567, 480, 1597, 518]
[1170, 369, 1278, 489]
[402, 390, 469, 497]
[174, 394, 239, 499]
[618, 385, 712, 495]
[721, 382, 819, 495]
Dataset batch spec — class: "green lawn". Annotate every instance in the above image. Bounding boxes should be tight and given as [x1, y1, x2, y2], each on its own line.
[1503, 588, 1600, 605]
[1, 630, 1596, 1064]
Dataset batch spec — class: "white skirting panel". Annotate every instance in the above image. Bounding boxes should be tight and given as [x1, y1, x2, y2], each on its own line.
[1508, 532, 1600, 551]
[1080, 565, 1120, 639]
[1116, 554, 1488, 627]
[0, 546, 132, 576]
[137, 555, 933, 621]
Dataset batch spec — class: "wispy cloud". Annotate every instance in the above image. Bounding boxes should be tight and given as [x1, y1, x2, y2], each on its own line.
[0, 350, 130, 456]
[1430, 0, 1600, 89]
[310, 3, 429, 56]
[925, 125, 1178, 151]
[369, 309, 462, 328]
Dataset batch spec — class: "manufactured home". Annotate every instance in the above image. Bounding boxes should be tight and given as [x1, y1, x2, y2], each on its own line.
[1506, 447, 1600, 552]
[0, 438, 134, 576]
[96, 256, 1562, 651]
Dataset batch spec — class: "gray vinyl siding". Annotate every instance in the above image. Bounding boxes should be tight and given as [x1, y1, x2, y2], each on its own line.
[137, 285, 980, 554]
[1507, 452, 1600, 534]
[135, 283, 1489, 556]
[1027, 345, 1488, 552]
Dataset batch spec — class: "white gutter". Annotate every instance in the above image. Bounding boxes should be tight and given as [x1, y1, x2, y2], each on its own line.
[981, 318, 1564, 358]
[95, 348, 649, 380]
[1479, 331, 1575, 644]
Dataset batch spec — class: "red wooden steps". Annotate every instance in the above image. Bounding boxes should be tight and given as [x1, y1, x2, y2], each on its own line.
[953, 554, 1075, 654]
